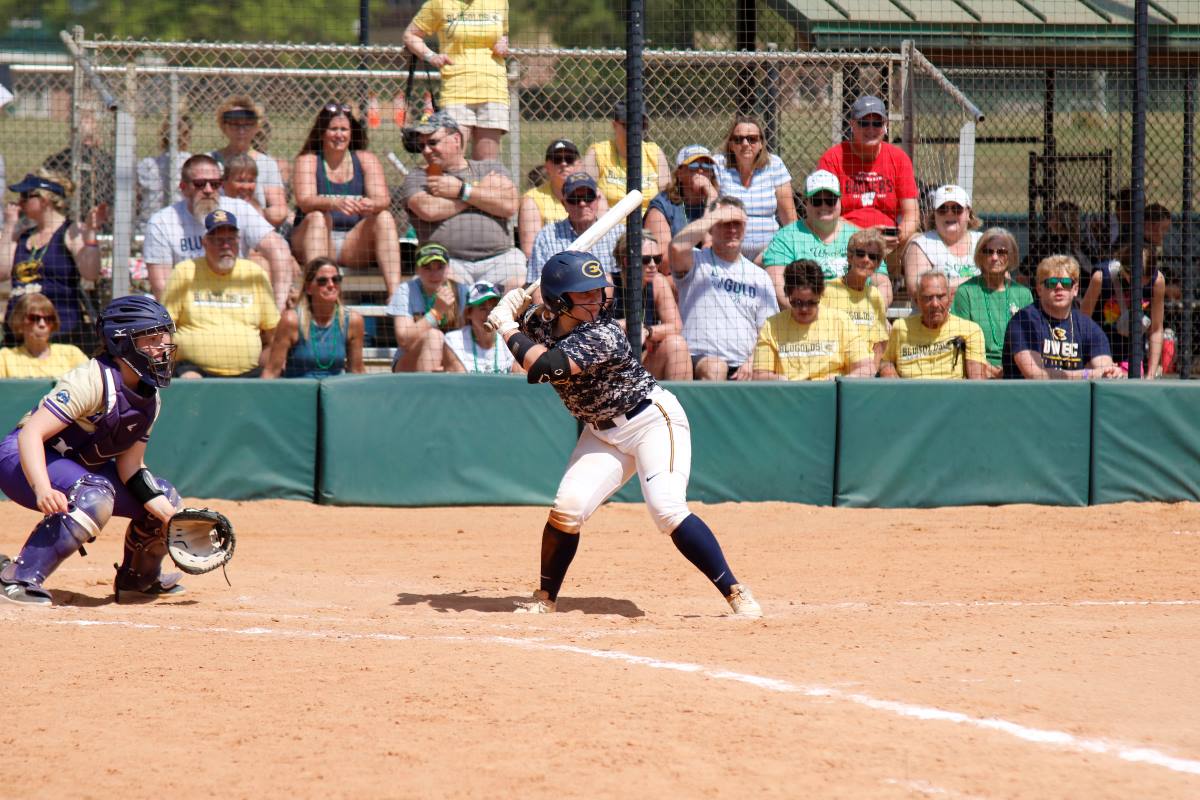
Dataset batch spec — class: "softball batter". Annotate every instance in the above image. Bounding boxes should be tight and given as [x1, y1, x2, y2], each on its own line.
[0, 295, 185, 605]
[487, 250, 762, 616]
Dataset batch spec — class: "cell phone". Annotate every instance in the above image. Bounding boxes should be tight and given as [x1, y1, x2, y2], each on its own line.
[882, 226, 899, 237]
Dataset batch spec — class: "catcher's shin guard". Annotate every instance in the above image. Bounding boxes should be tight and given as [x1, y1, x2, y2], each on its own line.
[114, 478, 181, 596]
[0, 474, 115, 597]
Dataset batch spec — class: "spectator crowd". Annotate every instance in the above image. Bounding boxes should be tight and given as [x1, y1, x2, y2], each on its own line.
[0, 84, 1180, 383]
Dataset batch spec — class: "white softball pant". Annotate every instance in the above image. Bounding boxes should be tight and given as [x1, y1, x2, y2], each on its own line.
[547, 388, 692, 535]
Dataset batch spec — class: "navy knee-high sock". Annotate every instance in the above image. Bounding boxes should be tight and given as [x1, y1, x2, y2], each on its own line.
[539, 523, 580, 601]
[670, 514, 737, 597]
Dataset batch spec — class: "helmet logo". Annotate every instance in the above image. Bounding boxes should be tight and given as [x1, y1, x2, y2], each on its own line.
[581, 260, 603, 278]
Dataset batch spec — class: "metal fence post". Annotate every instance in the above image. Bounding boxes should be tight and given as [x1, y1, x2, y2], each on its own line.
[1182, 69, 1196, 379]
[625, 0, 645, 359]
[1128, 0, 1148, 379]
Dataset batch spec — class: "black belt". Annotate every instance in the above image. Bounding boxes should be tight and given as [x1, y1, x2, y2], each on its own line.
[594, 397, 653, 430]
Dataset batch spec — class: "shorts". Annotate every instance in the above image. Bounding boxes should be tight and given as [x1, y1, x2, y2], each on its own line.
[175, 361, 263, 379]
[690, 353, 740, 380]
[448, 248, 526, 287]
[331, 229, 349, 260]
[443, 102, 510, 133]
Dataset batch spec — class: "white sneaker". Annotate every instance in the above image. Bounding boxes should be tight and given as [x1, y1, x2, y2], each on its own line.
[514, 589, 556, 614]
[726, 584, 762, 618]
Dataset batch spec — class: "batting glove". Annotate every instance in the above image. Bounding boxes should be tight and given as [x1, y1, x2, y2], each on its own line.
[486, 288, 531, 334]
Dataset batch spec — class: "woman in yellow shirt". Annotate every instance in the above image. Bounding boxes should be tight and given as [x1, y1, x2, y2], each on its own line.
[583, 100, 671, 215]
[0, 293, 87, 378]
[404, 0, 510, 161]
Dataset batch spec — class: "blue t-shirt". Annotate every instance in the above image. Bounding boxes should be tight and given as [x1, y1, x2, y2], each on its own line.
[647, 192, 707, 237]
[1002, 304, 1110, 379]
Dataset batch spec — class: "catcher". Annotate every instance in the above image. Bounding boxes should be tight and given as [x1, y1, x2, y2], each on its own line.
[0, 295, 233, 606]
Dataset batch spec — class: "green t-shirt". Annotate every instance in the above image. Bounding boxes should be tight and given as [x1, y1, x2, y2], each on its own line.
[950, 275, 1034, 366]
[761, 220, 861, 279]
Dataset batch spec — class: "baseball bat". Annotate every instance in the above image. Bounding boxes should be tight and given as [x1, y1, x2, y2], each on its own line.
[485, 188, 643, 331]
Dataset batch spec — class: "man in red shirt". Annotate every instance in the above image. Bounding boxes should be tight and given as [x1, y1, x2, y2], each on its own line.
[817, 95, 920, 260]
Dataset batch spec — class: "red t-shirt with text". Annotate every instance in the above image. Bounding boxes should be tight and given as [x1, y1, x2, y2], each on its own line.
[817, 141, 918, 228]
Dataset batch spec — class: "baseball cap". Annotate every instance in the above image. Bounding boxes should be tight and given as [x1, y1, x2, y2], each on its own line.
[411, 110, 460, 135]
[851, 95, 887, 120]
[415, 242, 450, 269]
[805, 169, 841, 198]
[931, 184, 971, 209]
[204, 209, 239, 233]
[674, 145, 715, 168]
[9, 174, 66, 197]
[544, 138, 580, 160]
[611, 99, 649, 124]
[467, 282, 503, 307]
[562, 172, 598, 197]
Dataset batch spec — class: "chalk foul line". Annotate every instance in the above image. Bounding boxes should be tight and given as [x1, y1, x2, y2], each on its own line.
[8, 614, 1197, 780]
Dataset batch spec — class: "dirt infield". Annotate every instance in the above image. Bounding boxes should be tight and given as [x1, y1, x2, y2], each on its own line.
[1, 499, 1198, 798]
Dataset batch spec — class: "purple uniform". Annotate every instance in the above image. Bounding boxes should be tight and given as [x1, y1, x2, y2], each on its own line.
[0, 355, 162, 519]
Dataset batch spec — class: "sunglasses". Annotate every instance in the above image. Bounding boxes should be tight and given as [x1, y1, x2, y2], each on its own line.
[982, 247, 1009, 257]
[325, 102, 353, 115]
[1042, 277, 1075, 289]
[808, 195, 838, 207]
[565, 192, 597, 206]
[791, 299, 821, 309]
[190, 179, 221, 190]
[731, 135, 761, 145]
[17, 192, 31, 201]
[937, 204, 965, 215]
[851, 249, 882, 262]
[25, 313, 53, 325]
[642, 254, 663, 266]
[685, 162, 715, 172]
[314, 275, 343, 287]
[550, 154, 577, 166]
[857, 119, 885, 128]
[420, 135, 448, 150]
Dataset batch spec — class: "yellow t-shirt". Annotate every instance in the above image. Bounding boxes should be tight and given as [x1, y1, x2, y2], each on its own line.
[164, 257, 280, 377]
[412, 0, 508, 106]
[523, 182, 567, 226]
[821, 278, 890, 346]
[0, 343, 88, 379]
[752, 307, 870, 381]
[591, 139, 662, 213]
[883, 314, 985, 379]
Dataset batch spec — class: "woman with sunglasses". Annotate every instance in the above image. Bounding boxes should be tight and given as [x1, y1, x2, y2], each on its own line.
[1003, 255, 1123, 380]
[0, 170, 105, 348]
[821, 229, 892, 373]
[752, 259, 875, 381]
[262, 257, 365, 379]
[948, 228, 1033, 378]
[644, 146, 720, 277]
[292, 102, 403, 300]
[714, 115, 797, 261]
[208, 96, 288, 228]
[0, 293, 86, 378]
[583, 99, 671, 215]
[403, 0, 510, 161]
[608, 231, 691, 381]
[817, 95, 919, 259]
[903, 184, 983, 301]
[518, 139, 597, 258]
[1080, 243, 1167, 378]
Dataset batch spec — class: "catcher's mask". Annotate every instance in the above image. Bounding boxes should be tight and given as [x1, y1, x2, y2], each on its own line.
[97, 295, 177, 389]
[541, 250, 611, 317]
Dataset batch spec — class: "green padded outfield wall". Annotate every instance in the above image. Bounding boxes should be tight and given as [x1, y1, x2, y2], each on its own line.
[1091, 382, 1200, 504]
[611, 382, 837, 505]
[0, 378, 318, 502]
[318, 373, 577, 506]
[836, 380, 1092, 508]
[145, 379, 318, 500]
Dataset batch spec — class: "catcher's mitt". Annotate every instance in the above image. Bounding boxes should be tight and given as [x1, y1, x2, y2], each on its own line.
[166, 508, 235, 577]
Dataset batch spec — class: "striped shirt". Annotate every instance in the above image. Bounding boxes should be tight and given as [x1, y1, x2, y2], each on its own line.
[714, 152, 793, 259]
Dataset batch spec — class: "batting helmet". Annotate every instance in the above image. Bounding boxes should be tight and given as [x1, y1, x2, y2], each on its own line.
[97, 294, 177, 389]
[541, 250, 608, 315]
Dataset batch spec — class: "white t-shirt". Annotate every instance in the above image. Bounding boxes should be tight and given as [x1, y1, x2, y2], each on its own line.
[912, 230, 982, 280]
[444, 326, 515, 374]
[675, 248, 779, 365]
[143, 196, 275, 267]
